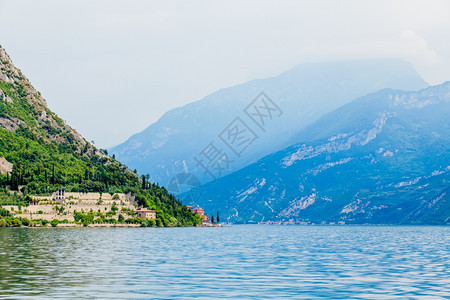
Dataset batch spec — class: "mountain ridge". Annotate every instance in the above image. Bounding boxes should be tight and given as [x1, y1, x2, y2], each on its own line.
[194, 82, 450, 224]
[111, 59, 428, 188]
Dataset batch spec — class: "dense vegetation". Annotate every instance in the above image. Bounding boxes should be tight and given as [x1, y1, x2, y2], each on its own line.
[0, 126, 138, 195]
[0, 45, 201, 227]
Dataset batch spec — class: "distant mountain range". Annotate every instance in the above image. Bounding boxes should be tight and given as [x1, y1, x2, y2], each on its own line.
[111, 59, 428, 187]
[195, 83, 450, 224]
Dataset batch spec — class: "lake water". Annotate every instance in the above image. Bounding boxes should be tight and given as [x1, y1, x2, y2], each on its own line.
[0, 226, 449, 299]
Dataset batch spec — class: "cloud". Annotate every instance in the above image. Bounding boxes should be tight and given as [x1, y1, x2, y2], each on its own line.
[93, 11, 174, 28]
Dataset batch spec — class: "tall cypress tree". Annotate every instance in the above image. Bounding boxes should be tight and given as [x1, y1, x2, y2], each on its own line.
[51, 166, 55, 184]
[142, 175, 146, 190]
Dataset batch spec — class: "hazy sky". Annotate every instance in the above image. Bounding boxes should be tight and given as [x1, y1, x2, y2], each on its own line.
[1, 0, 449, 148]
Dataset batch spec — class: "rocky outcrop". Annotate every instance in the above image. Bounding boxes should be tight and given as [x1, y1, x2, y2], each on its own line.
[0, 157, 13, 174]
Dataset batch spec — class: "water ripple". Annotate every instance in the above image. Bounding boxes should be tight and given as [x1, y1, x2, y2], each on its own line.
[0, 226, 449, 299]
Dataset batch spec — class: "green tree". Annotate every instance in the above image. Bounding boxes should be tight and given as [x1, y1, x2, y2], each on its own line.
[118, 214, 125, 224]
[142, 175, 146, 190]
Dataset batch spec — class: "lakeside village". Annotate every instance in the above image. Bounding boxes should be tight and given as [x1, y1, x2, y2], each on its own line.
[0, 190, 219, 227]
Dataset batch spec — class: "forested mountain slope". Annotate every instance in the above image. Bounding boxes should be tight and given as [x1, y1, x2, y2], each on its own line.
[0, 45, 200, 227]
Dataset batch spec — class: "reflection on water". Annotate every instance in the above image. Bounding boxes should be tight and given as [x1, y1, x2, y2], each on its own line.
[0, 226, 449, 299]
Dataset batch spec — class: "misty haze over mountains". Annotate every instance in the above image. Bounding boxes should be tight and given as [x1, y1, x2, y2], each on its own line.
[111, 59, 428, 187]
[196, 83, 450, 224]
[110, 58, 450, 224]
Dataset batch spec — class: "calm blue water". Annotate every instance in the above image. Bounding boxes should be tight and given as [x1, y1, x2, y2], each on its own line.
[0, 226, 449, 299]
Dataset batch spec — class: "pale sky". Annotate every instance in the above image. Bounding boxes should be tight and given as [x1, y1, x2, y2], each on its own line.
[1, 0, 449, 148]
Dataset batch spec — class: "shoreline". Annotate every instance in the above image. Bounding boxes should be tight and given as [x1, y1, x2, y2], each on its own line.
[6, 223, 146, 228]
